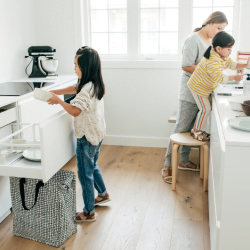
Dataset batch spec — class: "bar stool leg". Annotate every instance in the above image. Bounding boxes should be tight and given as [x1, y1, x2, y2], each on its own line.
[203, 144, 209, 191]
[171, 142, 180, 191]
[200, 145, 204, 179]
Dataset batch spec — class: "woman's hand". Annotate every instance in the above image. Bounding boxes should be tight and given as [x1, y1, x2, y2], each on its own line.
[47, 93, 61, 105]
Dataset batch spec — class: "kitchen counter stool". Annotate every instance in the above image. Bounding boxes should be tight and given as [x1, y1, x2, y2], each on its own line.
[170, 132, 209, 191]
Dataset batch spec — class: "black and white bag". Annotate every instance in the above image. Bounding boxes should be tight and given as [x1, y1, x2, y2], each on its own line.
[10, 170, 77, 247]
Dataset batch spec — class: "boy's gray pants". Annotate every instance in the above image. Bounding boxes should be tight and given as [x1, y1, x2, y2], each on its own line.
[164, 100, 198, 167]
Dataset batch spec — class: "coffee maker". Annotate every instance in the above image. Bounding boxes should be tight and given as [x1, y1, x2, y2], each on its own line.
[25, 46, 58, 79]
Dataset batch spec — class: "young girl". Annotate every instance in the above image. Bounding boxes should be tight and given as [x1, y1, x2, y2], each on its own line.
[47, 46, 110, 222]
[188, 31, 250, 141]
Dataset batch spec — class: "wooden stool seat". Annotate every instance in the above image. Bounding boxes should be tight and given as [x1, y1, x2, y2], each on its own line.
[170, 132, 208, 146]
[170, 132, 209, 192]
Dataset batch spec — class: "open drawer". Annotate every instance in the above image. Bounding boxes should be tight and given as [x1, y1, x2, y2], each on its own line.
[0, 104, 17, 128]
[0, 110, 76, 182]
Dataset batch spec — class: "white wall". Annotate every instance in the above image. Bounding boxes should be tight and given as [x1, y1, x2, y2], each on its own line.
[102, 68, 179, 147]
[0, 0, 37, 82]
[34, 0, 77, 75]
[238, 0, 250, 51]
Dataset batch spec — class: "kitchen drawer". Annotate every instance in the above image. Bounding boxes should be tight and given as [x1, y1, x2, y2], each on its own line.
[0, 105, 17, 128]
[0, 110, 76, 182]
[18, 80, 77, 124]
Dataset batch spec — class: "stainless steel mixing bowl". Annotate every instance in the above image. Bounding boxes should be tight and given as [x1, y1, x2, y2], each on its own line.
[41, 59, 58, 73]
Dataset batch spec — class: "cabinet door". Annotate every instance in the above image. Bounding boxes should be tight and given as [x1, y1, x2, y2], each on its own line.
[40, 110, 76, 182]
[209, 98, 226, 250]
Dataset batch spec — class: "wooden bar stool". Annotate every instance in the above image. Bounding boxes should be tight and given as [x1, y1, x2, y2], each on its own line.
[170, 132, 209, 192]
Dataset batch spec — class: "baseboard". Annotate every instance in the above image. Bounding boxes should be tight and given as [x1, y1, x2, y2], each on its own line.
[102, 135, 169, 148]
[0, 209, 11, 223]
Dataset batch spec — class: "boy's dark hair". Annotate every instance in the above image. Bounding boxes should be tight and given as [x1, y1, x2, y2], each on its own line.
[75, 46, 105, 100]
[204, 31, 235, 59]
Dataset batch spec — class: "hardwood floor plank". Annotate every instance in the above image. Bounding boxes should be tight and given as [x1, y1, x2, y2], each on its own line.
[101, 205, 148, 250]
[170, 219, 204, 250]
[136, 151, 176, 250]
[0, 213, 13, 248]
[174, 150, 204, 221]
[122, 147, 165, 207]
[203, 192, 211, 250]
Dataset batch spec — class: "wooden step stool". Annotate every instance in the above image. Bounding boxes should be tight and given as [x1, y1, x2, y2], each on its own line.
[170, 132, 209, 191]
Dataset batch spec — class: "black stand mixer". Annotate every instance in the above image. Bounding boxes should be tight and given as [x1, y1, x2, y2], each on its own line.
[25, 46, 58, 79]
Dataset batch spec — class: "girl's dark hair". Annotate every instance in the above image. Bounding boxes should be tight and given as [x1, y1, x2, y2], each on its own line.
[193, 11, 228, 32]
[75, 46, 105, 100]
[204, 31, 235, 59]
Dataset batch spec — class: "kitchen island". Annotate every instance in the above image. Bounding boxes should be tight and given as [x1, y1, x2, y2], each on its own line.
[209, 84, 250, 250]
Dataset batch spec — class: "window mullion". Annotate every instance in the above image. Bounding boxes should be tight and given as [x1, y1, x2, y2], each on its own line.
[82, 0, 91, 46]
[178, 0, 193, 55]
[127, 0, 140, 59]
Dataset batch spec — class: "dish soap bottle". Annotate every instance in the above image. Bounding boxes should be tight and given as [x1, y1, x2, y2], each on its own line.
[243, 74, 250, 96]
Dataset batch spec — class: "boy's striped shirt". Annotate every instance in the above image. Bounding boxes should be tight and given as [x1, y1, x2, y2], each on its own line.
[188, 48, 237, 98]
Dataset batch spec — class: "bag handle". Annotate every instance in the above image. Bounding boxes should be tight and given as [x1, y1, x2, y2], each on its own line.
[20, 178, 44, 210]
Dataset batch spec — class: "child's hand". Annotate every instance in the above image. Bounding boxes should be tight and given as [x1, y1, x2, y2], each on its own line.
[237, 68, 244, 74]
[234, 75, 244, 82]
[47, 93, 60, 105]
[49, 89, 59, 95]
[246, 57, 250, 68]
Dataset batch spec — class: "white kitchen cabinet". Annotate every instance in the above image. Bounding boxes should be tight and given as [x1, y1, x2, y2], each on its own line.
[209, 86, 250, 250]
[0, 109, 76, 182]
[0, 124, 13, 223]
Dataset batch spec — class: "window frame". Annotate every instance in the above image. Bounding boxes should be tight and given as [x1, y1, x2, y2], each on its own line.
[77, 0, 241, 64]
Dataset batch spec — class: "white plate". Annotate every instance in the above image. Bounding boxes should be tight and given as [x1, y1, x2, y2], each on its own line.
[22, 148, 41, 161]
[228, 117, 250, 132]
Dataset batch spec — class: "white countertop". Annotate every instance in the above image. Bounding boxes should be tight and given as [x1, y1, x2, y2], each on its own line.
[214, 84, 250, 146]
[0, 75, 77, 107]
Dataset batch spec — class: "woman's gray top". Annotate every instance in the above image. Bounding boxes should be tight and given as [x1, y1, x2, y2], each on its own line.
[178, 32, 208, 104]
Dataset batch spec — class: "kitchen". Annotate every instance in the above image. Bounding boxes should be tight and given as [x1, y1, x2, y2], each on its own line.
[1, 0, 250, 250]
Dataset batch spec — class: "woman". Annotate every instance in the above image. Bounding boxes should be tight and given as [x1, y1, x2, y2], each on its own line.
[162, 11, 228, 184]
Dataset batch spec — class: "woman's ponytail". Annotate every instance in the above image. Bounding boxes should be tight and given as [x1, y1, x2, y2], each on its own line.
[204, 45, 212, 59]
[193, 24, 205, 32]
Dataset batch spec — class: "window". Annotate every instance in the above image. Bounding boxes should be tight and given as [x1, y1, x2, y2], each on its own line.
[140, 0, 179, 55]
[80, 0, 239, 60]
[89, 0, 127, 54]
[193, 0, 234, 35]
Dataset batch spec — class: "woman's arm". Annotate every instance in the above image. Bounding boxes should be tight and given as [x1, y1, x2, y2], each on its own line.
[47, 93, 81, 117]
[50, 86, 77, 95]
[182, 65, 196, 74]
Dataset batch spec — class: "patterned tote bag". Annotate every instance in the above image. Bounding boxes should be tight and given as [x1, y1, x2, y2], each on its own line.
[10, 170, 77, 247]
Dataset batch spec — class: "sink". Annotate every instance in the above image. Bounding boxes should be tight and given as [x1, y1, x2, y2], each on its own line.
[228, 117, 250, 132]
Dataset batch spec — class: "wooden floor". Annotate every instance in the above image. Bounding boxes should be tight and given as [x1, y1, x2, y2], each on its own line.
[0, 145, 210, 250]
